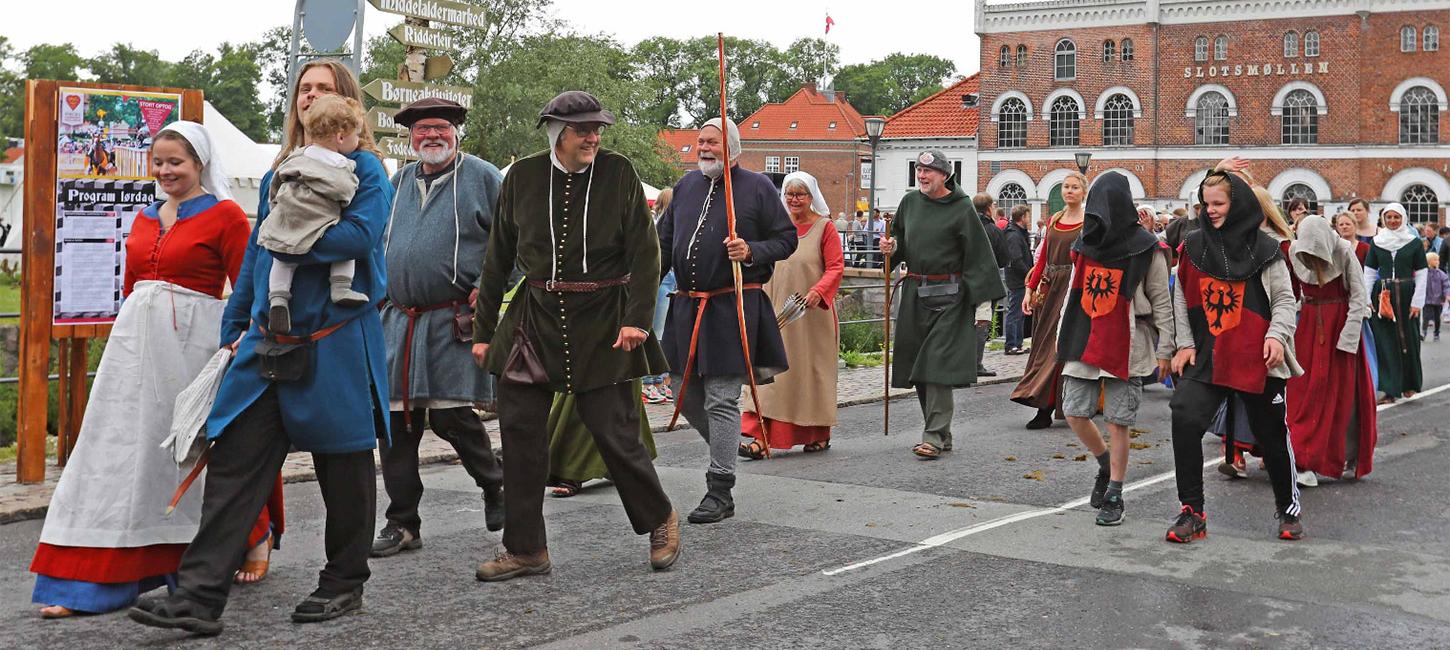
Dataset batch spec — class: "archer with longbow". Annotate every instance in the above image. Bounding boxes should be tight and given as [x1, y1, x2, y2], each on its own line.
[660, 34, 797, 524]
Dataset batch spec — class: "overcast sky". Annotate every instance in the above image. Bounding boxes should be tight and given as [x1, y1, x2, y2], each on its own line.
[4, 0, 982, 78]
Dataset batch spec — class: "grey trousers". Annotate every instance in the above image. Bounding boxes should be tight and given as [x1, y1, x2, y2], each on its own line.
[916, 382, 955, 449]
[679, 374, 746, 475]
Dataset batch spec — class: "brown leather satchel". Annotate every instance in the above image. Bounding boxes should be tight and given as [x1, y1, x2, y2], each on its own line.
[502, 295, 549, 384]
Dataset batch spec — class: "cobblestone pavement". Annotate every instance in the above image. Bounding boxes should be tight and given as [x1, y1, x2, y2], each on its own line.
[0, 348, 1030, 523]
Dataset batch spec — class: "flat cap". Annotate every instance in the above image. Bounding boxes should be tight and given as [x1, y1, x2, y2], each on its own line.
[536, 90, 616, 128]
[394, 97, 467, 127]
[916, 150, 952, 178]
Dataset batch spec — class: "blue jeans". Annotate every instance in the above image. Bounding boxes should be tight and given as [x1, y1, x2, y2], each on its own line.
[1004, 287, 1026, 349]
[645, 271, 676, 385]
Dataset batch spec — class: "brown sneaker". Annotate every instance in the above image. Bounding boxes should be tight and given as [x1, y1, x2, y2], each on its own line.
[475, 548, 551, 582]
[649, 509, 682, 570]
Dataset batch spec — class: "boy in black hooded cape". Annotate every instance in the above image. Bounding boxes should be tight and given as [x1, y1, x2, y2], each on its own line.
[1056, 172, 1173, 526]
[1166, 170, 1305, 544]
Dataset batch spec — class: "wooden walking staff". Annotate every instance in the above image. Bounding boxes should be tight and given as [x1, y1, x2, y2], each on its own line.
[666, 34, 773, 457]
[882, 213, 894, 436]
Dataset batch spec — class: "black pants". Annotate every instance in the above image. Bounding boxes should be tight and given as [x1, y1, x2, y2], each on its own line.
[380, 406, 502, 534]
[497, 380, 671, 554]
[175, 387, 375, 615]
[1423, 304, 1443, 336]
[1170, 377, 1300, 516]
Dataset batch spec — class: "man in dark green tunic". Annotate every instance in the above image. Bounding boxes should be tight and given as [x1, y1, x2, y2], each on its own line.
[879, 151, 1006, 458]
[472, 91, 680, 580]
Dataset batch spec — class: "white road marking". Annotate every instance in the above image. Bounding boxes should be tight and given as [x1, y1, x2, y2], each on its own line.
[822, 380, 1449, 577]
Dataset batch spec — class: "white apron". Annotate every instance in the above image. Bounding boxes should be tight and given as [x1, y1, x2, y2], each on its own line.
[39, 281, 225, 548]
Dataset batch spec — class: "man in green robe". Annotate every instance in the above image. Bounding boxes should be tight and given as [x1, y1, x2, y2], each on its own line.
[472, 91, 680, 580]
[879, 151, 1007, 459]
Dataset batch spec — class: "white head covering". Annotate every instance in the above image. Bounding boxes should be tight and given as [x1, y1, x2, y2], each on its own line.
[780, 171, 829, 217]
[155, 121, 232, 202]
[1136, 203, 1156, 216]
[545, 119, 570, 172]
[541, 117, 597, 277]
[701, 117, 741, 159]
[1289, 214, 1345, 283]
[1373, 202, 1417, 250]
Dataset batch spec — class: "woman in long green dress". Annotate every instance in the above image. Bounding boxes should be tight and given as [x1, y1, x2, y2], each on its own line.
[1364, 202, 1427, 404]
[546, 380, 657, 496]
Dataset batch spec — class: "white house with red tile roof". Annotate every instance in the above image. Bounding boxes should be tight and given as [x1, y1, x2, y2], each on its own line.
[873, 75, 982, 213]
[737, 84, 872, 219]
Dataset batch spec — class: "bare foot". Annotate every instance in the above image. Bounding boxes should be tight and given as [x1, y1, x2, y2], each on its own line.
[39, 605, 73, 619]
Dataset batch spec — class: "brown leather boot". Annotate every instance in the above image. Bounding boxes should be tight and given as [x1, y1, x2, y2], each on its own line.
[649, 509, 682, 570]
[475, 548, 551, 582]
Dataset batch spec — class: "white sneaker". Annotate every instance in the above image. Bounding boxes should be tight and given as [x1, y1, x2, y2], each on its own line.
[642, 385, 666, 404]
[1296, 470, 1319, 487]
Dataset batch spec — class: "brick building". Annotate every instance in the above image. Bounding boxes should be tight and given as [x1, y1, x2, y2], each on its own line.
[975, 0, 1450, 226]
[657, 128, 698, 177]
[736, 84, 871, 217]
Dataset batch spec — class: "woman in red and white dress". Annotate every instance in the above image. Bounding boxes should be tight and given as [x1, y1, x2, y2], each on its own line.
[30, 122, 283, 618]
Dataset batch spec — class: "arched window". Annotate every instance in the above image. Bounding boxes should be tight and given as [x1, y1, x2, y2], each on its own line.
[1281, 184, 1319, 215]
[1402, 184, 1440, 222]
[1195, 92, 1231, 145]
[1214, 35, 1228, 60]
[997, 183, 1028, 215]
[1305, 31, 1321, 57]
[1000, 45, 1010, 67]
[1281, 89, 1319, 144]
[1121, 38, 1135, 61]
[1194, 36, 1209, 62]
[1050, 95, 1081, 146]
[1102, 94, 1135, 146]
[998, 98, 1028, 148]
[1426, 26, 1440, 51]
[1102, 39, 1116, 62]
[1400, 86, 1440, 145]
[1402, 26, 1417, 52]
[1284, 31, 1299, 57]
[1055, 39, 1077, 80]
[1016, 45, 1029, 66]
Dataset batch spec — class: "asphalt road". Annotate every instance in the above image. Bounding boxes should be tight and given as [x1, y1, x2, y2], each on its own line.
[4, 340, 1450, 648]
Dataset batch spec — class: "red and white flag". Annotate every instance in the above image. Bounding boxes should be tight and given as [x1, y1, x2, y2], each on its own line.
[825, 13, 835, 35]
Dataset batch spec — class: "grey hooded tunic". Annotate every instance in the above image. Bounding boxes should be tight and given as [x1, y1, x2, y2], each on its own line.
[382, 153, 503, 409]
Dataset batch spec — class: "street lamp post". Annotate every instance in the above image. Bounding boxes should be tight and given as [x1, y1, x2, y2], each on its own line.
[1074, 151, 1092, 176]
[865, 116, 886, 220]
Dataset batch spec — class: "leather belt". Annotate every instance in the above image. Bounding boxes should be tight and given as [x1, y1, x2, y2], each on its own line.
[259, 318, 351, 345]
[390, 298, 469, 428]
[1302, 296, 1346, 305]
[527, 275, 631, 292]
[667, 283, 764, 427]
[906, 272, 959, 282]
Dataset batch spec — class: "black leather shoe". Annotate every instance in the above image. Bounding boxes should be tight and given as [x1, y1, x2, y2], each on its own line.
[129, 595, 223, 636]
[977, 368, 998, 377]
[1025, 408, 1053, 430]
[483, 485, 505, 532]
[291, 586, 363, 623]
[687, 473, 735, 524]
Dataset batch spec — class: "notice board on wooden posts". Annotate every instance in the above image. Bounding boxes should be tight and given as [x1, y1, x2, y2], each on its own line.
[17, 80, 203, 484]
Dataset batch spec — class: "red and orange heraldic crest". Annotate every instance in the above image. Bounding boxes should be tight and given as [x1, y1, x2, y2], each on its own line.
[1198, 277, 1245, 336]
[1080, 266, 1123, 318]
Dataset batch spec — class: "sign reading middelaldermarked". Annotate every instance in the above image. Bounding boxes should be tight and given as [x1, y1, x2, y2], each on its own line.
[363, 78, 474, 109]
[367, 0, 487, 29]
[377, 137, 421, 160]
[366, 106, 404, 135]
[388, 23, 457, 50]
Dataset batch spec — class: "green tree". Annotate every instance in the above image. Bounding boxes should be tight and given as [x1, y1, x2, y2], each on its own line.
[780, 38, 839, 93]
[635, 36, 797, 128]
[211, 43, 268, 141]
[23, 43, 85, 82]
[833, 53, 956, 116]
[468, 33, 677, 187]
[0, 37, 22, 140]
[86, 43, 172, 87]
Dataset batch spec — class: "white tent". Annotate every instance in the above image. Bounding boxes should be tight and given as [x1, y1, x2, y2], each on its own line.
[203, 101, 281, 216]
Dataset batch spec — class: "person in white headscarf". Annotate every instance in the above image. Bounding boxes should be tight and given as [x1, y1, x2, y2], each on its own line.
[739, 171, 845, 457]
[30, 121, 277, 618]
[1364, 202, 1429, 402]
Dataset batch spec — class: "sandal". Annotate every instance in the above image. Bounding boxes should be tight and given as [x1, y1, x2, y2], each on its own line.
[912, 443, 941, 459]
[738, 440, 767, 460]
[803, 440, 831, 453]
[39, 605, 74, 619]
[290, 586, 363, 624]
[551, 480, 582, 498]
[233, 532, 271, 585]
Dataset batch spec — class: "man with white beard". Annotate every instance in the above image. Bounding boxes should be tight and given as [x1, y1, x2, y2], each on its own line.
[657, 118, 796, 524]
[371, 97, 507, 557]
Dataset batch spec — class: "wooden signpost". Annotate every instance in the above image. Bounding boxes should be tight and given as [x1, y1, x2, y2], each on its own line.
[17, 80, 203, 484]
[365, 0, 481, 160]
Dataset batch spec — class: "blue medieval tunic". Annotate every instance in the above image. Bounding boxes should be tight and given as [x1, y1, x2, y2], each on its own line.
[658, 166, 797, 380]
[206, 150, 394, 453]
[383, 154, 501, 409]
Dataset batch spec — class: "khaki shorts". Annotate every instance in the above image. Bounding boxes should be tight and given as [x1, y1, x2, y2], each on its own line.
[1061, 375, 1143, 426]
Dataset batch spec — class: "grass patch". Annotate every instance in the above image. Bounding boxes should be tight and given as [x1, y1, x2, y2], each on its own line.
[840, 350, 883, 368]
